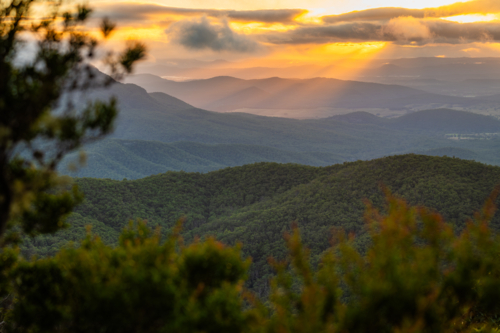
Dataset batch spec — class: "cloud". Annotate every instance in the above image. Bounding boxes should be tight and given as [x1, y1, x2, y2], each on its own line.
[322, 0, 500, 23]
[425, 0, 500, 18]
[382, 17, 432, 41]
[167, 17, 260, 53]
[323, 8, 426, 23]
[263, 19, 500, 45]
[425, 20, 500, 43]
[226, 9, 306, 23]
[462, 47, 481, 52]
[263, 22, 383, 44]
[93, 2, 306, 24]
[92, 0, 500, 52]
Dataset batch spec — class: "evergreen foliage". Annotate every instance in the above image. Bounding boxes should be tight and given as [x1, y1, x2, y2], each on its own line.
[9, 222, 252, 333]
[0, 0, 144, 244]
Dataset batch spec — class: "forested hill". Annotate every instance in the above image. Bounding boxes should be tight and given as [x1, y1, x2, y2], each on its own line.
[25, 155, 500, 295]
[328, 109, 500, 134]
[58, 139, 344, 180]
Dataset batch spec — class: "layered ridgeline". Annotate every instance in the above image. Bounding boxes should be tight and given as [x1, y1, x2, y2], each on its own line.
[57, 76, 500, 179]
[30, 155, 500, 295]
[124, 74, 500, 112]
[134, 57, 500, 87]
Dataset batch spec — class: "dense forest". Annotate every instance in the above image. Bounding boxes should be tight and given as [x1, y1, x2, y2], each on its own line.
[27, 154, 500, 296]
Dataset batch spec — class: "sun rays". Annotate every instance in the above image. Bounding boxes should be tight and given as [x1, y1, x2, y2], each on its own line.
[82, 0, 500, 78]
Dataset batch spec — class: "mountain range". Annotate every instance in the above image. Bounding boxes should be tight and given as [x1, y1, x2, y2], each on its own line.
[123, 74, 500, 114]
[56, 74, 500, 179]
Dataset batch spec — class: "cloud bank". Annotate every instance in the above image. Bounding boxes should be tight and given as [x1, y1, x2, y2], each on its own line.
[322, 0, 500, 23]
[94, 3, 306, 24]
[264, 18, 500, 45]
[167, 17, 259, 53]
[92, 0, 500, 56]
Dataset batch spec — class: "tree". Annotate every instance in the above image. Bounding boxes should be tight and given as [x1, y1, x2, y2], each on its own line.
[7, 221, 254, 333]
[258, 190, 500, 333]
[0, 0, 145, 243]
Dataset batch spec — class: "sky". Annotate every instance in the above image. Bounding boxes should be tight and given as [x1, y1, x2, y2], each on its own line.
[88, 0, 500, 66]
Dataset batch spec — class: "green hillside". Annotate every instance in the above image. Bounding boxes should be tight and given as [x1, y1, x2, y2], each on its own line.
[328, 108, 500, 134]
[417, 147, 480, 160]
[27, 155, 500, 295]
[59, 139, 344, 179]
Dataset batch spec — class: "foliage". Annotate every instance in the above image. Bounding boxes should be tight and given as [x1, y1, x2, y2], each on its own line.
[0, 0, 145, 243]
[256, 190, 500, 333]
[7, 221, 253, 333]
[0, 0, 145, 328]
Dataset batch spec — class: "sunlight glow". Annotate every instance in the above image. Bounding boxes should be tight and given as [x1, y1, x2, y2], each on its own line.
[322, 42, 387, 56]
[98, 0, 465, 14]
[230, 22, 291, 33]
[442, 14, 500, 23]
[86, 0, 500, 64]
[109, 27, 168, 42]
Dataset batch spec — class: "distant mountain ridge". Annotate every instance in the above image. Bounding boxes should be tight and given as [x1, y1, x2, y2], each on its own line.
[123, 74, 429, 111]
[123, 74, 500, 112]
[68, 76, 500, 179]
[328, 109, 500, 134]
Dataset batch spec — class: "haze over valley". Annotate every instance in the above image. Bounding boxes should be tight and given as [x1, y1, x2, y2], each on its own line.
[123, 59, 500, 120]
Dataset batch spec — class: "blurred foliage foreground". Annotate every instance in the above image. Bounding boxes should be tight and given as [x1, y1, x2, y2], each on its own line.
[0, 191, 499, 333]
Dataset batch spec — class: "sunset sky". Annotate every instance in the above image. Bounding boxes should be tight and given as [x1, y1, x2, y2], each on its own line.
[88, 0, 500, 66]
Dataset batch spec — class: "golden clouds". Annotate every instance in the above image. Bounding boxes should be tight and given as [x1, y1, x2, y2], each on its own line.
[88, 0, 500, 60]
[383, 17, 432, 41]
[443, 14, 500, 23]
[167, 17, 260, 52]
[93, 2, 306, 25]
[322, 0, 500, 23]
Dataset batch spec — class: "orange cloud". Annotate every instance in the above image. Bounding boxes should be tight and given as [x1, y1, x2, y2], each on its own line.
[322, 0, 500, 23]
[383, 16, 433, 41]
[167, 17, 260, 53]
[85, 0, 500, 61]
[462, 47, 481, 52]
[262, 18, 500, 45]
[93, 2, 307, 25]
